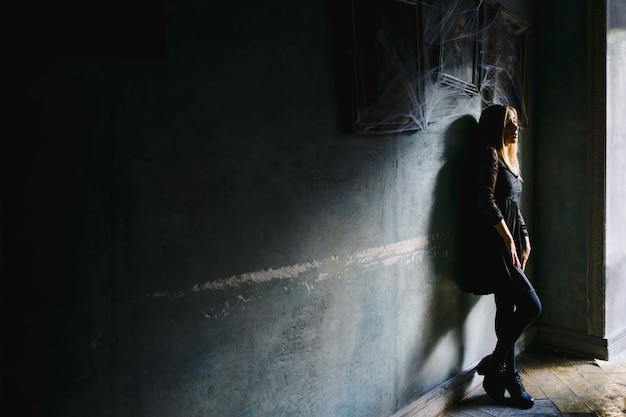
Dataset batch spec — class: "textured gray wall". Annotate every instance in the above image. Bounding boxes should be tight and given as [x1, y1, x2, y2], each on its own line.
[5, 1, 516, 416]
[533, 0, 626, 356]
[16, 0, 626, 415]
[97, 7, 490, 410]
[532, 0, 591, 334]
[606, 0, 626, 342]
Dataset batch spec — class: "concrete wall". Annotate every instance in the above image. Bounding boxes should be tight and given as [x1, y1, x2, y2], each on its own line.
[15, 0, 626, 415]
[606, 0, 626, 349]
[532, 0, 591, 335]
[5, 1, 533, 416]
[532, 0, 626, 359]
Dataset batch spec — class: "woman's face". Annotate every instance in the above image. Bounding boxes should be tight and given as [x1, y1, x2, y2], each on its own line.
[503, 108, 519, 145]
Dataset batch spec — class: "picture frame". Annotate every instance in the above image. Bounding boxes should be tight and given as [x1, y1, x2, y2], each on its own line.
[481, 3, 530, 126]
[436, 0, 483, 95]
[350, 0, 424, 134]
[349, 1, 529, 133]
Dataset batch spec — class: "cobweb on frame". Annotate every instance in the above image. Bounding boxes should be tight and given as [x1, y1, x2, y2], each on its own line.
[350, 0, 425, 134]
[481, 3, 530, 127]
[349, 0, 529, 134]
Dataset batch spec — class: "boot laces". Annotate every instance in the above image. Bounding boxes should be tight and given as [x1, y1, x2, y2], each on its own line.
[509, 371, 526, 392]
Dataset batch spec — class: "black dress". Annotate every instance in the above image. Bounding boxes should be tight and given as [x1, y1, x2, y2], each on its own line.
[460, 146, 534, 295]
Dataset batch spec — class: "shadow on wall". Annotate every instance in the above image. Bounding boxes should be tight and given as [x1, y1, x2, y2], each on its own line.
[425, 114, 481, 376]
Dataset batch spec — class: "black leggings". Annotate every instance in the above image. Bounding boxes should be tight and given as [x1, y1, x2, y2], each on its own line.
[492, 288, 542, 371]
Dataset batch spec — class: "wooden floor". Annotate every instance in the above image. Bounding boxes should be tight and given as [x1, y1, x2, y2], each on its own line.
[439, 346, 626, 417]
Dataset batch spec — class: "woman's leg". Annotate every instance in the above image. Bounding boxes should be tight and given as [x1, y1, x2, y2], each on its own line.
[494, 291, 516, 369]
[491, 289, 542, 367]
[485, 288, 541, 408]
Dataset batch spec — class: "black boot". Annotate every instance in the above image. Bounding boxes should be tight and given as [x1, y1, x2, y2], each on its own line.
[504, 370, 534, 409]
[475, 355, 505, 402]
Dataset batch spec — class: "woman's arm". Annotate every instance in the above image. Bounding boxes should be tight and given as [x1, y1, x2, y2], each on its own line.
[518, 208, 531, 270]
[521, 235, 531, 271]
[493, 219, 522, 269]
[475, 147, 522, 267]
[476, 147, 504, 224]
[477, 148, 522, 268]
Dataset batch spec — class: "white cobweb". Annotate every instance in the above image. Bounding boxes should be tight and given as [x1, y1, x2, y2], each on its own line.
[351, 0, 529, 134]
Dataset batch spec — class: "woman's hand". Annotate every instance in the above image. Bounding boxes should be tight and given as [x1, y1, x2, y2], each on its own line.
[521, 236, 531, 271]
[494, 220, 522, 269]
[504, 237, 522, 269]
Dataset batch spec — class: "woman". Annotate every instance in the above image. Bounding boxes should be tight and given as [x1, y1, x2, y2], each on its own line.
[463, 104, 542, 409]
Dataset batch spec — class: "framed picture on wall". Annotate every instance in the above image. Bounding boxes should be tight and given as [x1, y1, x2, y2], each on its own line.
[481, 3, 530, 126]
[350, 0, 424, 134]
[436, 0, 483, 94]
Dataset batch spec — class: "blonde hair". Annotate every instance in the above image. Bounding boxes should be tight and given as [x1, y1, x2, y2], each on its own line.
[479, 104, 522, 177]
[499, 106, 521, 176]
